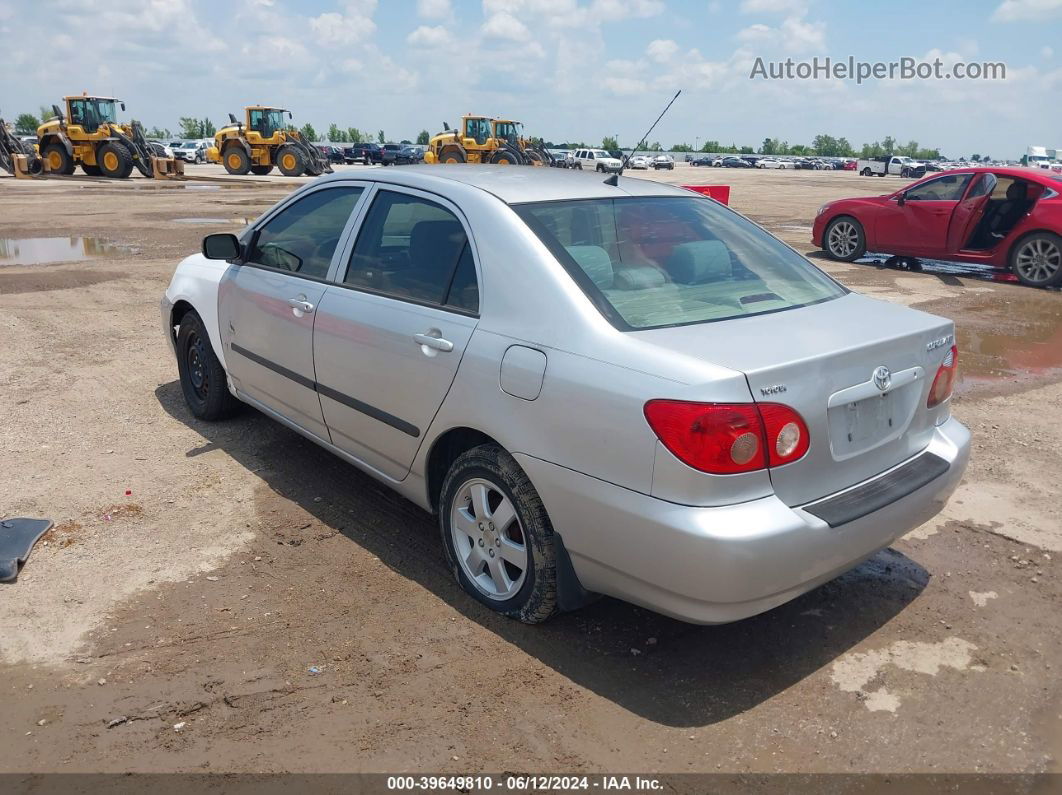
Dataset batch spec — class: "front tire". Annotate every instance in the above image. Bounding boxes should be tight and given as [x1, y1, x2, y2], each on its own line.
[1010, 232, 1062, 288]
[440, 445, 558, 624]
[824, 216, 867, 262]
[223, 146, 251, 175]
[276, 145, 305, 176]
[98, 142, 134, 178]
[176, 311, 241, 421]
[42, 143, 75, 175]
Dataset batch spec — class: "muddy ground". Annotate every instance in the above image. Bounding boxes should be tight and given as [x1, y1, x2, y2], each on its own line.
[0, 164, 1059, 774]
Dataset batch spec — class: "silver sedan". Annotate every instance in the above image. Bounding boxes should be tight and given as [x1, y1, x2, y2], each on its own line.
[162, 165, 970, 624]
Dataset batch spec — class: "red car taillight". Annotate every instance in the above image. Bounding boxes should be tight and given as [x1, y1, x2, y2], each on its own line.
[643, 400, 810, 474]
[927, 345, 958, 408]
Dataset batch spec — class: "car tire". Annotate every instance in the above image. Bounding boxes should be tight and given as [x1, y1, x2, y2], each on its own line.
[861, 168, 872, 176]
[439, 444, 558, 624]
[176, 311, 241, 421]
[1010, 232, 1062, 288]
[824, 216, 867, 262]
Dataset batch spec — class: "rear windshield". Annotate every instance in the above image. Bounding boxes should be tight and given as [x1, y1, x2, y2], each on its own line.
[515, 196, 845, 330]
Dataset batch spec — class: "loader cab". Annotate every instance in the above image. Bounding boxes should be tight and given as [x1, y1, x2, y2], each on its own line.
[492, 120, 523, 146]
[66, 96, 120, 135]
[247, 107, 289, 144]
[462, 116, 491, 146]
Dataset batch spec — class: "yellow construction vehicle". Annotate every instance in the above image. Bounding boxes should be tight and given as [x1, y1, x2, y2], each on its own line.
[208, 107, 332, 177]
[423, 115, 553, 166]
[0, 119, 42, 178]
[36, 94, 179, 178]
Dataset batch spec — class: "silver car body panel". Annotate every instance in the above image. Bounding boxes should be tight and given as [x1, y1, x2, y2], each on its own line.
[162, 165, 972, 623]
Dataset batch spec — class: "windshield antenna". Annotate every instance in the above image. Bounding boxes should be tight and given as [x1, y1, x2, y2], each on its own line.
[620, 89, 681, 170]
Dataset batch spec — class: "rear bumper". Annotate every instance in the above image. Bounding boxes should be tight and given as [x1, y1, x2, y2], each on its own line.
[517, 416, 970, 624]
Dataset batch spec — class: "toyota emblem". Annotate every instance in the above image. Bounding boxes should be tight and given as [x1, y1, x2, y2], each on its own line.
[873, 366, 892, 392]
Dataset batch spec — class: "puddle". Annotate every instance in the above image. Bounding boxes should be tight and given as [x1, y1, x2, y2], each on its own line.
[183, 185, 221, 191]
[0, 237, 128, 266]
[172, 217, 252, 225]
[855, 253, 1021, 285]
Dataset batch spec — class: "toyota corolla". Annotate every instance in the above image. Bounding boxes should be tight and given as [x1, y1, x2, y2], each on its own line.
[162, 166, 970, 624]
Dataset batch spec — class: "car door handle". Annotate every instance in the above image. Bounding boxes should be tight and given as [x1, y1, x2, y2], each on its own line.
[413, 332, 454, 352]
[286, 297, 315, 313]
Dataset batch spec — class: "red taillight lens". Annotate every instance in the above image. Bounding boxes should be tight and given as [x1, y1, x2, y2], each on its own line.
[644, 401, 766, 474]
[758, 403, 811, 466]
[927, 345, 958, 408]
[644, 400, 811, 473]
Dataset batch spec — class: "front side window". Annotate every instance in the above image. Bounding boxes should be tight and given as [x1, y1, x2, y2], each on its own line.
[906, 173, 973, 201]
[344, 190, 477, 311]
[248, 187, 364, 279]
[516, 197, 845, 330]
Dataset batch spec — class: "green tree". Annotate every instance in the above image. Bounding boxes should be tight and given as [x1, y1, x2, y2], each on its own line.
[146, 126, 172, 139]
[416, 129, 430, 145]
[178, 117, 201, 138]
[327, 123, 348, 143]
[377, 129, 386, 144]
[202, 118, 216, 137]
[881, 135, 896, 154]
[602, 135, 619, 151]
[14, 113, 39, 135]
[39, 105, 55, 123]
[970, 153, 981, 162]
[300, 123, 318, 142]
[760, 137, 778, 155]
[700, 139, 721, 153]
[347, 127, 364, 143]
[670, 142, 694, 152]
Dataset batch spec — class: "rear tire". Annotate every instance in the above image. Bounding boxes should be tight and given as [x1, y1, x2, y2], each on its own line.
[43, 143, 75, 175]
[439, 145, 466, 164]
[861, 167, 872, 176]
[176, 311, 241, 421]
[439, 445, 558, 624]
[98, 142, 134, 178]
[223, 146, 251, 175]
[250, 164, 274, 176]
[1010, 232, 1062, 288]
[824, 216, 867, 262]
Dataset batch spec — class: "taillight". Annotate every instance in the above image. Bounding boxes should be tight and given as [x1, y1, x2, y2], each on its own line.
[758, 403, 811, 466]
[927, 345, 958, 408]
[643, 400, 810, 474]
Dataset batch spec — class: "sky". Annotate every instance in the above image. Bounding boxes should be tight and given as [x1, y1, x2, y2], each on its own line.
[2, 0, 1060, 156]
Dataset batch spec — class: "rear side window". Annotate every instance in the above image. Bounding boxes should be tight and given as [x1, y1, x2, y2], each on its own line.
[344, 190, 478, 311]
[906, 173, 972, 201]
[248, 186, 363, 279]
[516, 197, 845, 330]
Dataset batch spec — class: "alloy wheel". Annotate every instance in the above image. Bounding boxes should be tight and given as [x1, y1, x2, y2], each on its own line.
[1015, 238, 1061, 284]
[450, 478, 527, 601]
[828, 220, 859, 258]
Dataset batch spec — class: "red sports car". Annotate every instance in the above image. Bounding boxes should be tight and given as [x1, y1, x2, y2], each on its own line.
[813, 167, 1062, 287]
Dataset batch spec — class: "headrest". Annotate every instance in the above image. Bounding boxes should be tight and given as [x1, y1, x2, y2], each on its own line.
[1006, 181, 1027, 200]
[565, 245, 613, 289]
[612, 266, 667, 290]
[666, 240, 732, 284]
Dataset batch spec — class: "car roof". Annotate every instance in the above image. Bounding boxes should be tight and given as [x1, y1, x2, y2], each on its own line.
[316, 164, 693, 203]
[921, 166, 1059, 184]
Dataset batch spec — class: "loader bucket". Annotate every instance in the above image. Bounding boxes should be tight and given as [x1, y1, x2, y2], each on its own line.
[151, 156, 185, 180]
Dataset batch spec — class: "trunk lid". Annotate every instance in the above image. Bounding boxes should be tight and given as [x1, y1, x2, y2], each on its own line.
[632, 293, 954, 506]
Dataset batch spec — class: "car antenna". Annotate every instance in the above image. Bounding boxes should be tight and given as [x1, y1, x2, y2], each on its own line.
[616, 89, 681, 176]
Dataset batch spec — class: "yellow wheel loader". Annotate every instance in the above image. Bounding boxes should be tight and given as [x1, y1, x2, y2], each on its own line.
[208, 107, 332, 177]
[0, 119, 42, 178]
[36, 95, 178, 178]
[423, 115, 553, 166]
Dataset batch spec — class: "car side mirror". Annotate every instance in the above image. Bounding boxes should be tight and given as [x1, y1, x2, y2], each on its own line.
[896, 192, 907, 207]
[202, 233, 240, 261]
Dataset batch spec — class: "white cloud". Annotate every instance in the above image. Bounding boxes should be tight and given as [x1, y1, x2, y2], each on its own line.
[481, 11, 532, 41]
[417, 0, 453, 18]
[309, 12, 375, 46]
[736, 14, 825, 53]
[646, 38, 679, 63]
[407, 24, 454, 48]
[740, 0, 808, 14]
[1043, 45, 1055, 59]
[992, 0, 1062, 22]
[603, 76, 648, 96]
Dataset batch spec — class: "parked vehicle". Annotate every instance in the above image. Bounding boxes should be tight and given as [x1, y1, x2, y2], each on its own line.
[208, 107, 332, 177]
[346, 142, 384, 164]
[571, 148, 623, 173]
[174, 141, 207, 163]
[690, 156, 714, 166]
[857, 155, 926, 178]
[629, 155, 651, 169]
[815, 167, 1062, 287]
[400, 146, 424, 164]
[841, 159, 857, 171]
[720, 156, 752, 168]
[756, 157, 787, 169]
[316, 145, 346, 165]
[162, 167, 969, 624]
[651, 154, 675, 170]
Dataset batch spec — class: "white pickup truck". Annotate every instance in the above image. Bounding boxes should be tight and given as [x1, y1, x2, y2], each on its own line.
[857, 155, 926, 178]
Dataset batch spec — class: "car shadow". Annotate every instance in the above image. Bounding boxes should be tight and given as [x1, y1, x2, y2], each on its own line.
[156, 381, 929, 728]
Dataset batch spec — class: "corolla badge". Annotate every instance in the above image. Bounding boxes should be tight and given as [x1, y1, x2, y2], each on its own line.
[873, 366, 892, 392]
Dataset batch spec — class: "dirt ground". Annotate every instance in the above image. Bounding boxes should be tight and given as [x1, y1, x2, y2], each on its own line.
[0, 164, 1059, 775]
